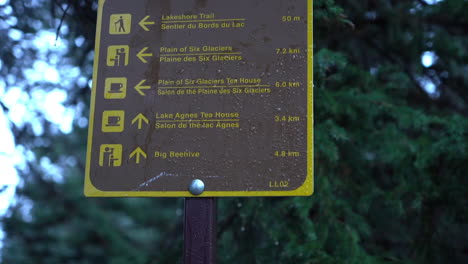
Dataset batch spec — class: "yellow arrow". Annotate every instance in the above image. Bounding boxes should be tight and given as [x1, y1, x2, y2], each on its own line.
[139, 16, 155, 31]
[137, 47, 153, 63]
[131, 113, 149, 129]
[130, 147, 147, 164]
[134, 79, 151, 96]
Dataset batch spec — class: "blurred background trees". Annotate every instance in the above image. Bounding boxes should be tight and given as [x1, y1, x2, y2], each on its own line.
[1, 0, 467, 263]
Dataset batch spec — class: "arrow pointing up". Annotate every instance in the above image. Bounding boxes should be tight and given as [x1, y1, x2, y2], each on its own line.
[139, 16, 155, 31]
[134, 80, 151, 96]
[130, 147, 147, 164]
[137, 47, 153, 63]
[131, 113, 149, 129]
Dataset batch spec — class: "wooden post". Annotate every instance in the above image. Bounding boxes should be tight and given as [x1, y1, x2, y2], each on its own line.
[184, 197, 217, 264]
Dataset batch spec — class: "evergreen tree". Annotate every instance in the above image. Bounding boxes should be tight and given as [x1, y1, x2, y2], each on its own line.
[1, 0, 467, 263]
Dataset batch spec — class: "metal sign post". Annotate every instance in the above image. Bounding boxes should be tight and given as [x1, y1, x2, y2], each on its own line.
[184, 179, 216, 263]
[184, 197, 217, 264]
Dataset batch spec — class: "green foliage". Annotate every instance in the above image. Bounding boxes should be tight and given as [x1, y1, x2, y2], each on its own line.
[1, 0, 468, 263]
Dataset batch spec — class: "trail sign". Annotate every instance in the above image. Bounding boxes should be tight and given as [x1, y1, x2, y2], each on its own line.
[85, 0, 313, 197]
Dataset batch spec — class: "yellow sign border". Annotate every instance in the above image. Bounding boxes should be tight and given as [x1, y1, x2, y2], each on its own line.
[84, 0, 313, 197]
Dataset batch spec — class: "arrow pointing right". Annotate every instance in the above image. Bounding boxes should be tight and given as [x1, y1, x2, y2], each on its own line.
[129, 147, 147, 164]
[131, 113, 149, 129]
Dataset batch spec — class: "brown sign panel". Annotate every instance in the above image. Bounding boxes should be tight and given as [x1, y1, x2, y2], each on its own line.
[85, 0, 313, 197]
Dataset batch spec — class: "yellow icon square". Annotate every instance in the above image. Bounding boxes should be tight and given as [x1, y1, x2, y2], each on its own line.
[109, 14, 132, 34]
[107, 45, 129, 66]
[104, 77, 127, 99]
[99, 144, 122, 167]
[102, 110, 125, 132]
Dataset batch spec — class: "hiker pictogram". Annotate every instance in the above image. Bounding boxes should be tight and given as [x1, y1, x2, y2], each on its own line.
[109, 14, 132, 34]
